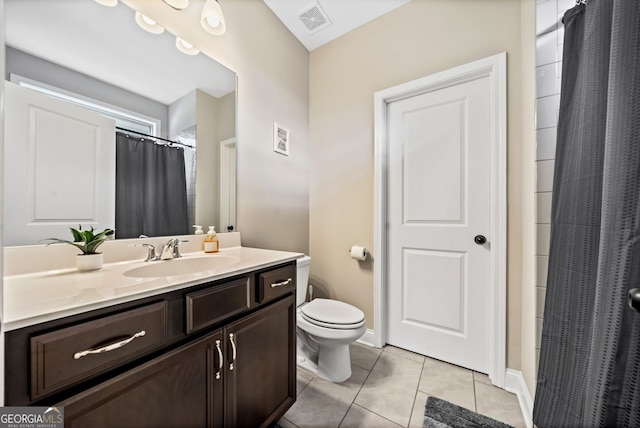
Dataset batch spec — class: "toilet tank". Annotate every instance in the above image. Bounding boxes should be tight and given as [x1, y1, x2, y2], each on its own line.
[296, 256, 311, 306]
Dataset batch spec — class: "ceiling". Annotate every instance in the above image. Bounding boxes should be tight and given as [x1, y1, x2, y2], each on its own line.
[263, 0, 411, 51]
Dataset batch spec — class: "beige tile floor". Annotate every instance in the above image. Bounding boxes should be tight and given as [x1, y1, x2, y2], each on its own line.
[280, 343, 527, 428]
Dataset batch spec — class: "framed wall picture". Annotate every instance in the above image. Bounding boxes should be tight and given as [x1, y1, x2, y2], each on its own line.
[273, 123, 290, 156]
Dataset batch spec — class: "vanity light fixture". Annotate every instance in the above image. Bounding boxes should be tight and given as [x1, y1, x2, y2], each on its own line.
[176, 37, 200, 55]
[200, 0, 226, 35]
[134, 12, 165, 34]
[162, 0, 189, 10]
[94, 0, 118, 6]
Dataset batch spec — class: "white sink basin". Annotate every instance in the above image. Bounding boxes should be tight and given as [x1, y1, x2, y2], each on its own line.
[124, 256, 240, 278]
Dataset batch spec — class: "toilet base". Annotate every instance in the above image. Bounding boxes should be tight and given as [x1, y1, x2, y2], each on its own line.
[296, 344, 353, 383]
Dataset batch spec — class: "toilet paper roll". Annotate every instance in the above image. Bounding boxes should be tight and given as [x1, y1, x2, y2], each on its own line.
[350, 245, 368, 261]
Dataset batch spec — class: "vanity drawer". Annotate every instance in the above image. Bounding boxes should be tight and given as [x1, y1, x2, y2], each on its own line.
[185, 276, 250, 334]
[257, 263, 296, 304]
[30, 301, 168, 401]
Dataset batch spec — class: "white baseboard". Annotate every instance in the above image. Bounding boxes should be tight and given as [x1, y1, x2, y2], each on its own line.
[356, 329, 377, 347]
[505, 369, 534, 428]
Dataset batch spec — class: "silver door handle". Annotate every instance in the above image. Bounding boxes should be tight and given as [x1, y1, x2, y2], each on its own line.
[270, 278, 292, 288]
[229, 333, 237, 371]
[215, 339, 223, 380]
[73, 330, 146, 360]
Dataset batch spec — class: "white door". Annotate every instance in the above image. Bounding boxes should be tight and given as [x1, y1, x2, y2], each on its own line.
[4, 82, 116, 246]
[219, 138, 236, 232]
[386, 68, 494, 373]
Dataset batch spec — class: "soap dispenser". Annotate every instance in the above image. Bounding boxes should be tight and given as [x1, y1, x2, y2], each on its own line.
[193, 225, 204, 235]
[204, 226, 219, 253]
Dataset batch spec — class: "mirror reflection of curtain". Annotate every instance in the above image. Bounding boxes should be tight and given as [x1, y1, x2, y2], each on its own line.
[115, 132, 189, 239]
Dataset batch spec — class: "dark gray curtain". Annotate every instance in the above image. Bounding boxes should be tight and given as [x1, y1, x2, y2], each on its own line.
[115, 132, 189, 239]
[533, 1, 640, 427]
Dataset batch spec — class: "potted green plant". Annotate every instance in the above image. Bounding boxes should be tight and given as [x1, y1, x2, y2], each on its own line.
[45, 225, 115, 271]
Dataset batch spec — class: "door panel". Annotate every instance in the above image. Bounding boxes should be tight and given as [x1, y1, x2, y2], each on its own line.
[4, 82, 115, 246]
[403, 249, 466, 333]
[403, 98, 465, 223]
[387, 73, 492, 373]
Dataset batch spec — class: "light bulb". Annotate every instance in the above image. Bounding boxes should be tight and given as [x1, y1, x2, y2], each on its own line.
[206, 16, 220, 28]
[135, 12, 165, 34]
[95, 0, 117, 6]
[201, 0, 226, 35]
[162, 0, 189, 9]
[176, 37, 199, 55]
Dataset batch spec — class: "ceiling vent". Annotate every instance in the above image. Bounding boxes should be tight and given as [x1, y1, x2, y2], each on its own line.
[297, 2, 332, 34]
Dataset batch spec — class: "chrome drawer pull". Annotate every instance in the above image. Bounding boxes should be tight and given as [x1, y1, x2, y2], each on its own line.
[229, 333, 237, 371]
[270, 278, 292, 288]
[215, 340, 223, 380]
[73, 330, 146, 360]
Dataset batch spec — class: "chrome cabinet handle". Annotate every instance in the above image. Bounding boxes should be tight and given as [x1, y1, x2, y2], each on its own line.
[229, 333, 237, 371]
[270, 278, 292, 288]
[630, 288, 640, 313]
[73, 330, 146, 360]
[215, 339, 223, 380]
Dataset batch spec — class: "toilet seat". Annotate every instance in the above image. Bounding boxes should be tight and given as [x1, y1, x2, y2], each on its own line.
[301, 299, 365, 330]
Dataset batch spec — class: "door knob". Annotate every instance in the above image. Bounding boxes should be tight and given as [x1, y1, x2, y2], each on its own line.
[227, 225, 234, 232]
[630, 288, 640, 313]
[474, 235, 487, 245]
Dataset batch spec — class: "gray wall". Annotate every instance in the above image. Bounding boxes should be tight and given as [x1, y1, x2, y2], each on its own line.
[5, 47, 169, 136]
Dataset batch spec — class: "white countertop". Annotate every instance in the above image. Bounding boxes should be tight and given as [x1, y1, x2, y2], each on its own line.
[3, 246, 302, 331]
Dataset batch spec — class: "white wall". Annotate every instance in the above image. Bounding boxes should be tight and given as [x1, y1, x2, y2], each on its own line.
[515, 0, 538, 414]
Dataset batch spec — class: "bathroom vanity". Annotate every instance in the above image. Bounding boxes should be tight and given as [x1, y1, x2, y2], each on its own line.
[3, 240, 300, 428]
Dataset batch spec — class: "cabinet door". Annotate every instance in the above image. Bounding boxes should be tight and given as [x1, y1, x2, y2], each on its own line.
[224, 295, 296, 428]
[59, 330, 224, 428]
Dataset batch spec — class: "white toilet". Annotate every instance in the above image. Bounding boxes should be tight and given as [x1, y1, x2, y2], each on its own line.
[296, 256, 366, 382]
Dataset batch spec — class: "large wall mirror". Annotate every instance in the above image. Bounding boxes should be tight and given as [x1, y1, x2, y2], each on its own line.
[3, 0, 237, 246]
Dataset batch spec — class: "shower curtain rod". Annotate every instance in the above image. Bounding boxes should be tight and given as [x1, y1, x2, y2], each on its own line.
[116, 127, 195, 149]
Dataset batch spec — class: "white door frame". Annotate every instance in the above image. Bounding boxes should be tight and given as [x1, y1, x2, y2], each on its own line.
[373, 53, 507, 388]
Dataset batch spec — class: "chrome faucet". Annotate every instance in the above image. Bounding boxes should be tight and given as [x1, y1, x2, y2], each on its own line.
[135, 238, 188, 262]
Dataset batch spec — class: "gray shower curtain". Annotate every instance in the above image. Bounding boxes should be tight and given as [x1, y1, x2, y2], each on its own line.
[533, 1, 640, 427]
[115, 132, 189, 239]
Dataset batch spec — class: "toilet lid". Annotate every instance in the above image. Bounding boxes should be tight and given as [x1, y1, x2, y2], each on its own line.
[301, 299, 365, 329]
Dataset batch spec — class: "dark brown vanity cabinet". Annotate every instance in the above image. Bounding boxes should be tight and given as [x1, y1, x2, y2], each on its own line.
[5, 261, 297, 428]
[224, 295, 296, 428]
[59, 329, 225, 428]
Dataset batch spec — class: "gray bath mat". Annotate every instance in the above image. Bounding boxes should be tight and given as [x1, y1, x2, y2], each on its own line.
[423, 396, 513, 428]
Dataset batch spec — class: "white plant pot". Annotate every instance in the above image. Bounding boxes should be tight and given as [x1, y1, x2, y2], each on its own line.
[76, 253, 104, 272]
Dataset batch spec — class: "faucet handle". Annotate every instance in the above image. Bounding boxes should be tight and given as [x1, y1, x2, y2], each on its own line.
[134, 243, 158, 262]
[171, 239, 189, 258]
